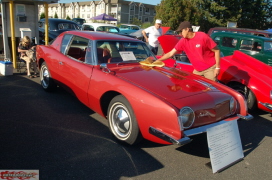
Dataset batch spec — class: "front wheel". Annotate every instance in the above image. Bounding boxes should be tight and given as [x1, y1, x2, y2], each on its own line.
[107, 95, 142, 145]
[230, 84, 257, 111]
[40, 62, 56, 92]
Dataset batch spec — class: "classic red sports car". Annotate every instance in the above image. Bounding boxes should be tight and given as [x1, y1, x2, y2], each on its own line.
[159, 35, 272, 114]
[36, 31, 252, 145]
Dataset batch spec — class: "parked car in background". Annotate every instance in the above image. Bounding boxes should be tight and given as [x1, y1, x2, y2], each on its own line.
[72, 18, 86, 28]
[159, 34, 272, 114]
[211, 32, 272, 66]
[208, 27, 272, 38]
[38, 18, 80, 44]
[36, 31, 252, 146]
[119, 24, 140, 35]
[82, 23, 119, 33]
[81, 22, 135, 38]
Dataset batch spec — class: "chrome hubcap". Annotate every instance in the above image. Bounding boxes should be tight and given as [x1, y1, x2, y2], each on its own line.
[110, 103, 131, 138]
[41, 66, 49, 88]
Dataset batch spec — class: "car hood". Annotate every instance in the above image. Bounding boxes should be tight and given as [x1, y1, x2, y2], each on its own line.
[108, 64, 216, 100]
[158, 35, 181, 54]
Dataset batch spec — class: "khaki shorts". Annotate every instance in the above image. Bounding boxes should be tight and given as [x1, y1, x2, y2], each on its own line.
[193, 65, 217, 81]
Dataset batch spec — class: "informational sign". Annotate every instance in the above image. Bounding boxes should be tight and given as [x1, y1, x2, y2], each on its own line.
[16, 4, 26, 16]
[119, 51, 136, 61]
[207, 120, 244, 173]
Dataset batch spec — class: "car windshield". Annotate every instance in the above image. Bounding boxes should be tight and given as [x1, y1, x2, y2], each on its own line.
[96, 40, 156, 63]
[264, 41, 272, 52]
[96, 26, 119, 33]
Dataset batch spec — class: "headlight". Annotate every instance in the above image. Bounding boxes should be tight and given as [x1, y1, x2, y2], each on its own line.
[230, 97, 238, 114]
[178, 107, 195, 130]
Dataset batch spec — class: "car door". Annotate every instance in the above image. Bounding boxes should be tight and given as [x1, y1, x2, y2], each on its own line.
[58, 34, 94, 105]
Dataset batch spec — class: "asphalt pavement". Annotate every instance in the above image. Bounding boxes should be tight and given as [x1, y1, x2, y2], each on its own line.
[0, 65, 272, 180]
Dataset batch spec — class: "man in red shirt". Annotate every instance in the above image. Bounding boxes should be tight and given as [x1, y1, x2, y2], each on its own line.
[156, 21, 220, 81]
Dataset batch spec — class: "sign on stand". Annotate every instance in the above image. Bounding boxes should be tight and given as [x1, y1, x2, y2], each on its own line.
[207, 120, 244, 173]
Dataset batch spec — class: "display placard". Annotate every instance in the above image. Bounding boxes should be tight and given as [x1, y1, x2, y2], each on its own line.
[207, 120, 244, 173]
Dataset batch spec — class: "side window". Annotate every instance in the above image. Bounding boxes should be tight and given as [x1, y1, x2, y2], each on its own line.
[66, 36, 89, 62]
[239, 39, 253, 50]
[61, 34, 73, 54]
[252, 41, 262, 51]
[222, 37, 236, 48]
[213, 36, 220, 45]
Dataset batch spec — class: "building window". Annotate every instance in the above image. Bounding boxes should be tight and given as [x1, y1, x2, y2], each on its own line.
[130, 15, 133, 21]
[130, 4, 135, 11]
[145, 8, 150, 13]
[144, 17, 149, 22]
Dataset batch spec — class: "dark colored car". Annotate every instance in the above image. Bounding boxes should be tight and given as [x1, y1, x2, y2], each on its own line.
[38, 18, 80, 44]
[72, 18, 86, 28]
[208, 27, 272, 38]
[211, 32, 272, 66]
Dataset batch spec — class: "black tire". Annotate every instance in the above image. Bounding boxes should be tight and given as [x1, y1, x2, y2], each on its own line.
[230, 84, 257, 111]
[40, 62, 57, 92]
[107, 95, 142, 145]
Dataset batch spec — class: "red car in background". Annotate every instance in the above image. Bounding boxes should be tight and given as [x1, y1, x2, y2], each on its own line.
[159, 35, 272, 114]
[36, 31, 252, 146]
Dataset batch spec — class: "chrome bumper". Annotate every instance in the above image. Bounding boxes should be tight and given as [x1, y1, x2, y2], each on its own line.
[259, 101, 272, 111]
[149, 114, 253, 146]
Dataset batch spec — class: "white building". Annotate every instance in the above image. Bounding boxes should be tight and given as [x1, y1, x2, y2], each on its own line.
[38, 0, 157, 24]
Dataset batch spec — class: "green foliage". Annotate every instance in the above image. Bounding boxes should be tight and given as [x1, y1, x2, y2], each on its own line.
[54, 12, 58, 19]
[155, 0, 272, 32]
[141, 22, 152, 29]
[66, 15, 71, 20]
[40, 12, 45, 20]
[131, 17, 142, 26]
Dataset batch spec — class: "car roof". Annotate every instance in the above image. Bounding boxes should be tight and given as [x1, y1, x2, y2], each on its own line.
[211, 32, 272, 41]
[120, 24, 140, 27]
[209, 27, 272, 34]
[82, 23, 117, 27]
[62, 30, 141, 41]
[39, 18, 77, 23]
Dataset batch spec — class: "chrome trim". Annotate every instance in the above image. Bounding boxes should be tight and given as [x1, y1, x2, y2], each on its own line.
[150, 114, 253, 145]
[259, 101, 272, 111]
[100, 63, 111, 74]
[149, 127, 192, 146]
[237, 114, 253, 120]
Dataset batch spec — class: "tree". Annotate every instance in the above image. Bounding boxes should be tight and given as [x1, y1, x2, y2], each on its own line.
[54, 12, 58, 19]
[66, 15, 71, 20]
[155, 0, 272, 32]
[131, 17, 142, 26]
[40, 12, 45, 20]
[155, 0, 199, 31]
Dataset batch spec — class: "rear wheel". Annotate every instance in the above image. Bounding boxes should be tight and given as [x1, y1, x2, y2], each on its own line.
[107, 95, 142, 145]
[230, 84, 257, 111]
[40, 62, 56, 92]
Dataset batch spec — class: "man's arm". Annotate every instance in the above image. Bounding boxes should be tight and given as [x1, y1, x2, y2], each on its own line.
[142, 30, 149, 43]
[211, 46, 221, 76]
[156, 48, 178, 61]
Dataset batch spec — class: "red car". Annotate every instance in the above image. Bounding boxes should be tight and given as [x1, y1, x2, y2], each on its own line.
[36, 31, 252, 145]
[159, 35, 272, 114]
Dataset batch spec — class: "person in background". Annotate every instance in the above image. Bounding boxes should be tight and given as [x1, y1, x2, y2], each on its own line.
[156, 21, 220, 81]
[18, 36, 38, 78]
[142, 19, 162, 55]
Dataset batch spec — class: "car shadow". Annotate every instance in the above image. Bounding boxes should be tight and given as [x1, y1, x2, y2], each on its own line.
[0, 74, 163, 179]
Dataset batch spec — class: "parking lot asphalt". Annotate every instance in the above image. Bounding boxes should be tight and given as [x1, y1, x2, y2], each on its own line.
[0, 66, 272, 180]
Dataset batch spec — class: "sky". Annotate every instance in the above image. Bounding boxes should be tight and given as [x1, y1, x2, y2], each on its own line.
[58, 0, 161, 6]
